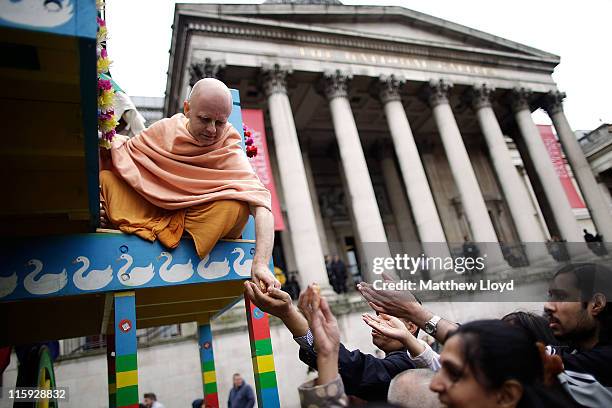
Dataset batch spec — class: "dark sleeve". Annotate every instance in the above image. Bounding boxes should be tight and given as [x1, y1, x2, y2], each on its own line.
[555, 345, 612, 387]
[338, 348, 415, 401]
[333, 344, 367, 395]
[358, 351, 415, 386]
[298, 344, 318, 370]
[245, 385, 255, 408]
[298, 342, 364, 370]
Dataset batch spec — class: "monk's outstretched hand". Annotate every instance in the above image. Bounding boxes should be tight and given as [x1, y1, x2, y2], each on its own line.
[252, 263, 281, 293]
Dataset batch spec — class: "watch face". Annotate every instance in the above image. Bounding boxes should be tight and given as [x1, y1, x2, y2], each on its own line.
[424, 323, 434, 334]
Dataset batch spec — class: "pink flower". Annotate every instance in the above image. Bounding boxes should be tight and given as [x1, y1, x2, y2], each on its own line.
[98, 79, 112, 91]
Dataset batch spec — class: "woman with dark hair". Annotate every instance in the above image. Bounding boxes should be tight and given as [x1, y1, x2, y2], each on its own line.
[502, 311, 562, 346]
[429, 320, 576, 408]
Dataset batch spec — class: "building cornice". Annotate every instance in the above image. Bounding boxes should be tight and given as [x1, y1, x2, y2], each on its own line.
[181, 13, 558, 73]
[177, 3, 559, 61]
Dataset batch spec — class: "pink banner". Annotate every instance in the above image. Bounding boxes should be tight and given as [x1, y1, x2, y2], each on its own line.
[538, 125, 585, 208]
[242, 109, 286, 230]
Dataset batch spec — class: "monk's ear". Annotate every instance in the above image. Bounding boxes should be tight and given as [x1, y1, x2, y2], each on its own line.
[183, 100, 190, 116]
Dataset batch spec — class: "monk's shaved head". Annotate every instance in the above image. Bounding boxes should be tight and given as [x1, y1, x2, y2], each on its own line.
[188, 78, 232, 109]
[184, 78, 233, 146]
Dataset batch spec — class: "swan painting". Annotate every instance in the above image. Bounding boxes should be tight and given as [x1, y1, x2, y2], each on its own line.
[0, 0, 74, 28]
[232, 248, 252, 277]
[116, 254, 155, 287]
[197, 255, 230, 280]
[0, 272, 18, 298]
[23, 259, 68, 295]
[72, 256, 113, 291]
[158, 252, 194, 283]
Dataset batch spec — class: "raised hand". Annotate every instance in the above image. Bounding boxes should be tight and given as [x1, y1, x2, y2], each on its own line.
[244, 281, 308, 337]
[362, 313, 410, 343]
[357, 279, 419, 320]
[244, 280, 292, 319]
[298, 286, 340, 356]
[298, 285, 340, 385]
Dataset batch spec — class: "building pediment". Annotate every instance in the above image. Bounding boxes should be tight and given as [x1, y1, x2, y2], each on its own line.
[176, 3, 559, 64]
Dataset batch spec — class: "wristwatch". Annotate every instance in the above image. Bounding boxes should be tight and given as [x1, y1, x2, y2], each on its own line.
[424, 315, 442, 336]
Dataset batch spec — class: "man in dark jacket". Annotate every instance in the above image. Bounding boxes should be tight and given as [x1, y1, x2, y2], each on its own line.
[228, 373, 255, 408]
[331, 255, 348, 293]
[297, 322, 416, 402]
[244, 281, 418, 403]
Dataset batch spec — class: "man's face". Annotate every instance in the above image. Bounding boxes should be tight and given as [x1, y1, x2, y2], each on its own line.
[371, 329, 405, 353]
[544, 272, 597, 342]
[233, 375, 243, 388]
[183, 91, 231, 146]
[144, 397, 153, 407]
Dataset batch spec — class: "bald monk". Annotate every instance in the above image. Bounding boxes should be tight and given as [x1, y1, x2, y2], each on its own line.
[100, 78, 278, 290]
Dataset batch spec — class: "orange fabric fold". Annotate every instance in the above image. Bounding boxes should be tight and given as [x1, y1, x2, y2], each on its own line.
[110, 113, 271, 211]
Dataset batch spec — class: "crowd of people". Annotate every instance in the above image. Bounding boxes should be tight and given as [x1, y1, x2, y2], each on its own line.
[245, 262, 612, 407]
[96, 77, 612, 407]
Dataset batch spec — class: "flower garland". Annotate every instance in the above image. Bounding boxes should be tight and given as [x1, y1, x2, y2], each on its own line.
[242, 124, 258, 158]
[96, 2, 117, 149]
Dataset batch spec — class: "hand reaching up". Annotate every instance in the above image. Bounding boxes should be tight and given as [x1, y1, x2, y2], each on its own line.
[244, 281, 292, 319]
[244, 281, 308, 337]
[362, 313, 410, 344]
[357, 272, 422, 320]
[298, 285, 340, 385]
[298, 285, 340, 357]
[363, 313, 428, 359]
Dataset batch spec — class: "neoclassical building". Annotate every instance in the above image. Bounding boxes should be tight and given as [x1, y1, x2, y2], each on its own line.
[164, 1, 612, 287]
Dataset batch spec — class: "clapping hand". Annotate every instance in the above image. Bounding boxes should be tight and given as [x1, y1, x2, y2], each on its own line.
[298, 285, 340, 357]
[298, 285, 340, 385]
[362, 313, 410, 344]
[357, 273, 420, 320]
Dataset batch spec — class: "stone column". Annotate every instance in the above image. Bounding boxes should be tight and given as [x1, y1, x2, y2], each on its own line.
[427, 80, 500, 244]
[322, 70, 392, 281]
[302, 151, 330, 254]
[377, 75, 450, 260]
[262, 65, 330, 291]
[544, 91, 612, 241]
[510, 88, 583, 243]
[471, 84, 549, 262]
[380, 152, 419, 246]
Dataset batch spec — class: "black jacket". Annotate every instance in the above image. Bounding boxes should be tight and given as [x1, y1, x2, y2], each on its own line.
[299, 343, 415, 402]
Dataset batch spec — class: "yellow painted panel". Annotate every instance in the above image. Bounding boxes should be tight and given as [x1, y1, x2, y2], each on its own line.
[255, 355, 275, 373]
[203, 371, 217, 383]
[116, 370, 138, 388]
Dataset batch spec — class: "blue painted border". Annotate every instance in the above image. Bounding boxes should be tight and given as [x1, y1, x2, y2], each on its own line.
[0, 234, 255, 302]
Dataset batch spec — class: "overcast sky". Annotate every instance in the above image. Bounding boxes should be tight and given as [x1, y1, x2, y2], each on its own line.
[106, 0, 611, 130]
